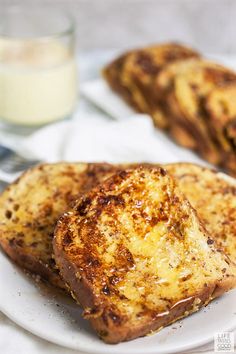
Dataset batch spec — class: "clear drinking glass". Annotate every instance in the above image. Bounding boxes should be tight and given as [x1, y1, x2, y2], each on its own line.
[0, 6, 77, 127]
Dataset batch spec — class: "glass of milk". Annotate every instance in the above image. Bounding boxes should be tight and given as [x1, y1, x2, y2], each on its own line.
[0, 7, 77, 127]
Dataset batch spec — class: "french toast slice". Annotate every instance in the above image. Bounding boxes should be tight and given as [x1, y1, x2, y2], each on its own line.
[165, 163, 236, 262]
[121, 43, 199, 119]
[205, 85, 236, 176]
[154, 58, 203, 144]
[171, 61, 236, 164]
[0, 162, 120, 289]
[103, 43, 199, 128]
[102, 52, 140, 112]
[53, 166, 236, 343]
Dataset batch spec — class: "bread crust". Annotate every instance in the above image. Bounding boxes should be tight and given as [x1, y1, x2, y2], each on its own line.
[0, 237, 65, 287]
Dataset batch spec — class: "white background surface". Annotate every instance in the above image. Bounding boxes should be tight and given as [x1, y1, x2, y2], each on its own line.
[1, 0, 236, 55]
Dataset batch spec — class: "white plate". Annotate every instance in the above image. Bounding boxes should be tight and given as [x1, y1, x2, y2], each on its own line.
[0, 250, 236, 354]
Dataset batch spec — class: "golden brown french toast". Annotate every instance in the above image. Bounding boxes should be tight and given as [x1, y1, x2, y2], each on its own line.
[53, 166, 236, 343]
[103, 44, 236, 175]
[121, 43, 199, 118]
[103, 43, 200, 128]
[165, 163, 236, 262]
[170, 61, 236, 164]
[205, 85, 236, 176]
[103, 52, 140, 112]
[154, 58, 203, 144]
[0, 162, 120, 289]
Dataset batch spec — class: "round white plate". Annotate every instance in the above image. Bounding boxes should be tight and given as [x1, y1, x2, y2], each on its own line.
[0, 250, 236, 354]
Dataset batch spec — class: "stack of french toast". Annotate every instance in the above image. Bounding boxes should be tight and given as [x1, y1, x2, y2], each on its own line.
[103, 43, 236, 176]
[0, 162, 236, 343]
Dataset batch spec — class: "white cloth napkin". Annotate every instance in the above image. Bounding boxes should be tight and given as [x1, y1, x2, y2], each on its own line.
[0, 109, 208, 184]
[16, 113, 179, 163]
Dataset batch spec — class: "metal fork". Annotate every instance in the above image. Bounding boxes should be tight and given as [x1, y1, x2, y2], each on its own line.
[0, 145, 41, 184]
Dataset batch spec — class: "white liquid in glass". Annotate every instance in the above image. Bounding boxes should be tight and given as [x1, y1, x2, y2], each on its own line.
[0, 39, 77, 126]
